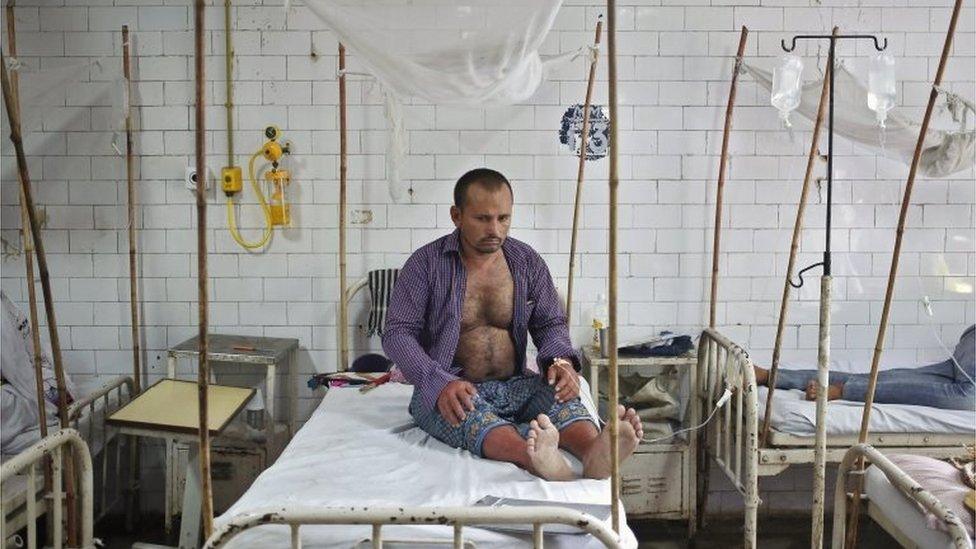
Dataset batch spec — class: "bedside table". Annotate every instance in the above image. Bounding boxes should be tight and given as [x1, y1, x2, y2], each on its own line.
[581, 345, 699, 533]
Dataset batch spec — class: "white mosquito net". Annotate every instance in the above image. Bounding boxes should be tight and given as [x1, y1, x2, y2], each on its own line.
[1, 55, 128, 256]
[300, 0, 589, 201]
[745, 62, 975, 178]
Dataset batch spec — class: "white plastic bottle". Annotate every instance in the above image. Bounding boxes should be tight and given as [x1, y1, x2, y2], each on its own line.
[771, 53, 804, 128]
[867, 51, 896, 128]
[591, 293, 609, 348]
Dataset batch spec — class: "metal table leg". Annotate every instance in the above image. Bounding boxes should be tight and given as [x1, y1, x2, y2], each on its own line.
[179, 442, 202, 549]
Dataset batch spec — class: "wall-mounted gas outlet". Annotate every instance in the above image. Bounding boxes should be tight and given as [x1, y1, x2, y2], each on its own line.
[185, 165, 213, 192]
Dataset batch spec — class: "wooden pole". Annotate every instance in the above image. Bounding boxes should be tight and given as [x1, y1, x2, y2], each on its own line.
[811, 29, 840, 549]
[709, 26, 749, 329]
[2, 48, 77, 547]
[6, 7, 54, 542]
[606, 0, 621, 535]
[846, 2, 964, 546]
[122, 25, 141, 395]
[760, 57, 831, 447]
[193, 0, 214, 539]
[6, 0, 48, 442]
[121, 25, 142, 531]
[338, 43, 349, 372]
[566, 17, 602, 327]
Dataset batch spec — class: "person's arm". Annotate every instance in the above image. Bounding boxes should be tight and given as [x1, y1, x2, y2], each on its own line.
[526, 253, 581, 376]
[382, 250, 459, 411]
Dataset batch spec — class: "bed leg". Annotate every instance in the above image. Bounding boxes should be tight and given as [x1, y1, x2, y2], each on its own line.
[453, 524, 463, 549]
[533, 523, 544, 548]
[372, 524, 383, 549]
[290, 524, 301, 549]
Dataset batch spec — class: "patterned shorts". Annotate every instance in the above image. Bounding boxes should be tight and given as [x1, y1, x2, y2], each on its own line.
[410, 373, 595, 457]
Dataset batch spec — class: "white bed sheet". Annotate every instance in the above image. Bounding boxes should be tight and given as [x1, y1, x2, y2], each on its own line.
[757, 385, 974, 438]
[216, 383, 638, 548]
[863, 464, 968, 548]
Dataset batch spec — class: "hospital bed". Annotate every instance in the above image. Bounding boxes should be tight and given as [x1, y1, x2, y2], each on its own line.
[696, 328, 973, 547]
[0, 429, 95, 549]
[833, 444, 974, 549]
[208, 381, 638, 548]
[2, 375, 136, 540]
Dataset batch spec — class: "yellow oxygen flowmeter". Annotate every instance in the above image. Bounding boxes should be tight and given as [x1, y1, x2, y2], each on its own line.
[224, 126, 294, 250]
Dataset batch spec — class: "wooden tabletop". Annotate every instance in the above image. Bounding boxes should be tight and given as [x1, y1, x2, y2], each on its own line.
[106, 379, 254, 436]
[168, 333, 299, 364]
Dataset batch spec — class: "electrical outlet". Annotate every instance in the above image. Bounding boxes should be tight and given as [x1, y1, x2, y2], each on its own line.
[185, 165, 213, 192]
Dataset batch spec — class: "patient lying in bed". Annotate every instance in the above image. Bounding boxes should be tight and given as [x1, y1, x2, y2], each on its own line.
[754, 325, 975, 411]
[383, 169, 643, 481]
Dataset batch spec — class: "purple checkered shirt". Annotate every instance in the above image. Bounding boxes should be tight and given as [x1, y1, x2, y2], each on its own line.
[382, 229, 581, 412]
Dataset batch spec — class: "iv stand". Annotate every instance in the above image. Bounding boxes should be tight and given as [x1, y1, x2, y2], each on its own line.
[780, 31, 888, 549]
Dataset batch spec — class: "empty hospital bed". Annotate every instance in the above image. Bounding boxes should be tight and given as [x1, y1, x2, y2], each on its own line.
[208, 381, 638, 548]
[696, 328, 974, 547]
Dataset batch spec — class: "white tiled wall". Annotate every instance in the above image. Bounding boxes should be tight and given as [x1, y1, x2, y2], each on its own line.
[1, 0, 973, 515]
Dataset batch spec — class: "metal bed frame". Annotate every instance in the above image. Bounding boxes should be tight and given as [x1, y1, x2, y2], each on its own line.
[0, 429, 95, 549]
[204, 505, 626, 548]
[66, 375, 137, 524]
[832, 444, 973, 549]
[2, 375, 135, 544]
[696, 328, 972, 548]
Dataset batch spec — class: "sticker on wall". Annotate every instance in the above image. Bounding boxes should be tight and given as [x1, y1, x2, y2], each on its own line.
[559, 104, 609, 160]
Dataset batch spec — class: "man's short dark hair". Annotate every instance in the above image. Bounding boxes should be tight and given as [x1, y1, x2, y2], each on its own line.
[453, 168, 513, 210]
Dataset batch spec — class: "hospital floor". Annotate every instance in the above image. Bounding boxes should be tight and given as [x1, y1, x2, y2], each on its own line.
[631, 515, 897, 548]
[93, 513, 899, 548]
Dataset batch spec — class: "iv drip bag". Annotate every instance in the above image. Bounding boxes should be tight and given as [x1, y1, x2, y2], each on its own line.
[867, 51, 897, 128]
[771, 54, 804, 128]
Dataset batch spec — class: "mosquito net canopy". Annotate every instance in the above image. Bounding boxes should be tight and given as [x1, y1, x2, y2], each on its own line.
[745, 62, 975, 178]
[300, 0, 590, 201]
[304, 0, 569, 105]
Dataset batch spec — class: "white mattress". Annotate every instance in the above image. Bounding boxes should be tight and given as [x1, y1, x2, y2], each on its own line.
[216, 383, 638, 548]
[757, 386, 975, 438]
[863, 464, 962, 548]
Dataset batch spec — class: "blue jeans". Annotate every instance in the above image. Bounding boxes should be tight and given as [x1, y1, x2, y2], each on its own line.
[774, 358, 975, 411]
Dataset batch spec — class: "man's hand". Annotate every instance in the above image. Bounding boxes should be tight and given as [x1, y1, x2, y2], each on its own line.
[548, 358, 580, 403]
[437, 380, 478, 427]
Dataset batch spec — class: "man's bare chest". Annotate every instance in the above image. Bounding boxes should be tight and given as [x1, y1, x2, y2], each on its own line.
[461, 259, 514, 331]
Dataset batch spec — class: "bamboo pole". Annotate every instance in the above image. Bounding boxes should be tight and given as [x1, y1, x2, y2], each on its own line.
[122, 25, 141, 395]
[565, 17, 602, 327]
[846, 2, 964, 546]
[760, 56, 831, 447]
[709, 26, 749, 329]
[811, 29, 840, 549]
[6, 0, 47, 442]
[193, 0, 214, 539]
[121, 25, 142, 530]
[606, 0, 621, 535]
[6, 6, 54, 542]
[811, 273, 831, 548]
[338, 43, 349, 372]
[2, 48, 77, 547]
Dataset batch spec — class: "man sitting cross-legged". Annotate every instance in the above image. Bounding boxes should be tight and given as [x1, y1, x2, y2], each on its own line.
[382, 168, 642, 480]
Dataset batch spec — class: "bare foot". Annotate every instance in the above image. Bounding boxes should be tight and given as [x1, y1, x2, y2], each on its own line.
[804, 380, 843, 401]
[754, 365, 769, 385]
[582, 406, 643, 479]
[526, 414, 575, 481]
